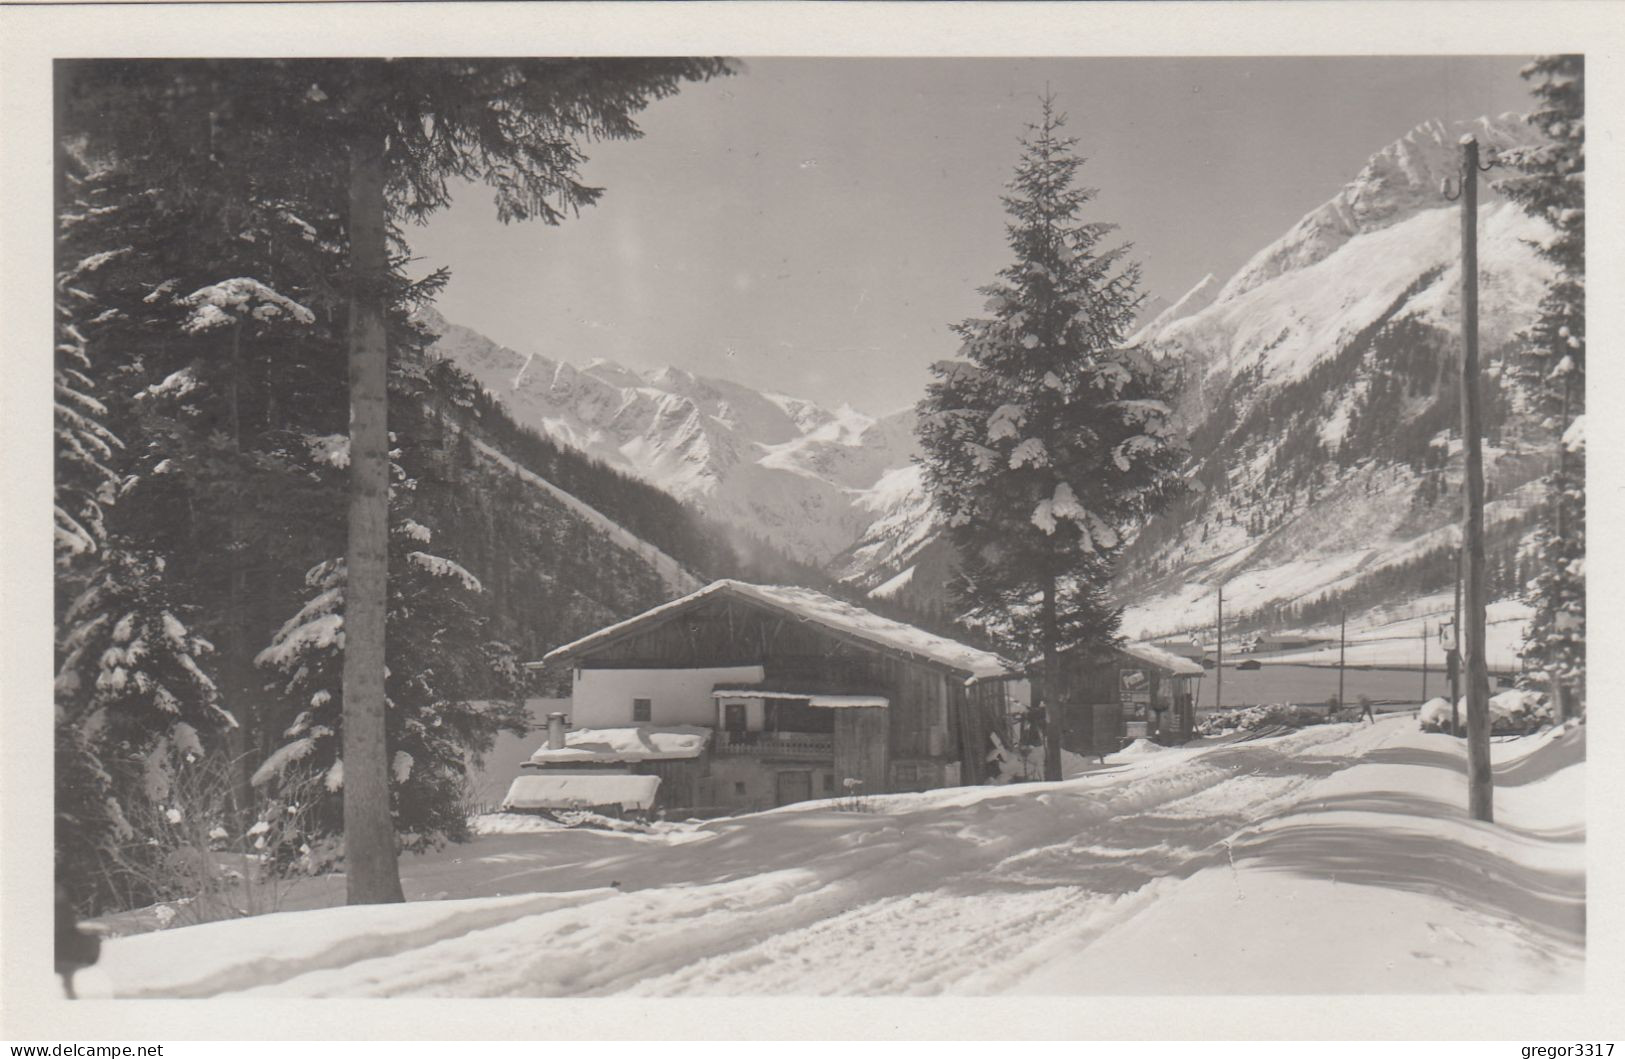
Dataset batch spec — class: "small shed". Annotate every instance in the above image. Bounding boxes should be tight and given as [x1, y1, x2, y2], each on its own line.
[1051, 641, 1205, 755]
[502, 774, 662, 816]
[522, 725, 712, 810]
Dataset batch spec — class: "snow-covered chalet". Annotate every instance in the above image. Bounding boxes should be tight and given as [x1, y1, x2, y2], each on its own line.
[510, 579, 1025, 815]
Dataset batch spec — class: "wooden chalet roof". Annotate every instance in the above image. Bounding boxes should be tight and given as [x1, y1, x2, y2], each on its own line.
[1117, 641, 1206, 677]
[542, 579, 1015, 681]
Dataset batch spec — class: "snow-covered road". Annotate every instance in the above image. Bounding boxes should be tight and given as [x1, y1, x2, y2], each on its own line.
[96, 716, 1584, 997]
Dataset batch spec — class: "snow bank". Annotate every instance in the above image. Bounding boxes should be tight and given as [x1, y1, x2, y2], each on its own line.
[99, 890, 612, 998]
[472, 812, 564, 835]
[1011, 722, 1584, 995]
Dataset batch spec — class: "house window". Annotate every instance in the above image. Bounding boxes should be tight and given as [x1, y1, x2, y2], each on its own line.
[633, 697, 652, 722]
[723, 703, 747, 733]
[823, 773, 835, 793]
[733, 781, 746, 796]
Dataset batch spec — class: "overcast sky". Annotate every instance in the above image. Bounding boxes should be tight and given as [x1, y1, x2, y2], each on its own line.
[407, 56, 1535, 416]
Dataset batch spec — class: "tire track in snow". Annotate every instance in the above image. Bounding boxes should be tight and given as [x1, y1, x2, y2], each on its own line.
[206, 721, 1400, 997]
[621, 725, 1394, 995]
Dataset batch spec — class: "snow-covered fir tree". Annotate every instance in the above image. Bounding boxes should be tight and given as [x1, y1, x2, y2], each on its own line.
[1495, 55, 1585, 716]
[54, 158, 130, 905]
[917, 95, 1185, 780]
[252, 456, 528, 867]
[55, 545, 239, 908]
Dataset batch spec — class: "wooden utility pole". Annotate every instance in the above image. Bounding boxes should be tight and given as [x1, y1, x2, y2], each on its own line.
[1448, 135, 1493, 823]
[1451, 546, 1462, 735]
[1338, 610, 1346, 711]
[1422, 623, 1428, 703]
[1215, 585, 1224, 711]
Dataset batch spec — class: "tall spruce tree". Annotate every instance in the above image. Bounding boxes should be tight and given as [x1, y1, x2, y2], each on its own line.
[316, 58, 734, 903]
[918, 95, 1185, 780]
[1495, 55, 1585, 718]
[59, 59, 733, 905]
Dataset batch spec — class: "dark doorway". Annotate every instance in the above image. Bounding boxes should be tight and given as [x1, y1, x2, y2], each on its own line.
[776, 770, 813, 806]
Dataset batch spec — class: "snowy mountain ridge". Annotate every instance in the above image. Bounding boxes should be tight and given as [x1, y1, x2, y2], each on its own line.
[1216, 114, 1531, 305]
[842, 113, 1559, 644]
[1110, 113, 1557, 641]
[417, 307, 920, 566]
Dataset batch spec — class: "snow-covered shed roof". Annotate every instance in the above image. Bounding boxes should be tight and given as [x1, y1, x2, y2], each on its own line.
[1118, 641, 1206, 677]
[543, 579, 1015, 681]
[711, 687, 890, 709]
[502, 774, 661, 812]
[526, 725, 710, 765]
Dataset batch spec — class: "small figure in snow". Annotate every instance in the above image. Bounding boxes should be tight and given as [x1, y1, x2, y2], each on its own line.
[1359, 695, 1376, 725]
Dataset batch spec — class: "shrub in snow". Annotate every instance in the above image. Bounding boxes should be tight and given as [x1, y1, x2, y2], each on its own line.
[1417, 696, 1454, 732]
[1195, 703, 1332, 737]
[82, 740, 333, 931]
[1419, 690, 1551, 736]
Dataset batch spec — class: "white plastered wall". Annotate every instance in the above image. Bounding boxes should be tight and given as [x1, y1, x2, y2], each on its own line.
[571, 666, 766, 727]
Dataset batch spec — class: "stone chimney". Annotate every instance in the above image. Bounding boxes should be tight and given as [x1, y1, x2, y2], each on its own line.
[547, 713, 567, 751]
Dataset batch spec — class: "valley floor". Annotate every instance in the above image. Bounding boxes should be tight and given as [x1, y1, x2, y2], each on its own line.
[91, 716, 1584, 997]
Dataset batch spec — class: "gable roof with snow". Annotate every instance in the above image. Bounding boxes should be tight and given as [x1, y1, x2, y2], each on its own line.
[503, 773, 662, 812]
[1118, 641, 1206, 677]
[526, 725, 711, 765]
[542, 579, 1014, 681]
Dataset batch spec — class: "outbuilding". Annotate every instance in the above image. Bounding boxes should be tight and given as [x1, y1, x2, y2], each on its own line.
[1049, 640, 1205, 755]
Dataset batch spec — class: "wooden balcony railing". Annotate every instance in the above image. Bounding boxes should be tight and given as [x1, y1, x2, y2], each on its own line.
[714, 730, 834, 757]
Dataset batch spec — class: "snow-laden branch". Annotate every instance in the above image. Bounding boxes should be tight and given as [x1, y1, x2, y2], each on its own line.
[179, 278, 316, 334]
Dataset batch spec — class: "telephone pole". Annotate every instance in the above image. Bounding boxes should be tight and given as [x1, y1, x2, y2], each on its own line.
[1446, 134, 1494, 823]
[1216, 584, 1224, 711]
[1422, 622, 1428, 703]
[1451, 545, 1462, 735]
[1338, 609, 1346, 711]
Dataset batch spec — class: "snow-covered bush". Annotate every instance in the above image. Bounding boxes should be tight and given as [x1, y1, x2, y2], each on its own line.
[1418, 689, 1552, 735]
[1417, 696, 1454, 732]
[94, 741, 329, 929]
[1195, 703, 1332, 737]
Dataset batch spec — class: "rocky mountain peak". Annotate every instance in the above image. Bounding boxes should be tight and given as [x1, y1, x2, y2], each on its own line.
[1216, 113, 1534, 305]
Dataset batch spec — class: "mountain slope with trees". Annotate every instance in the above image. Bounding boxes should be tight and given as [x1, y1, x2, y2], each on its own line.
[842, 114, 1562, 651]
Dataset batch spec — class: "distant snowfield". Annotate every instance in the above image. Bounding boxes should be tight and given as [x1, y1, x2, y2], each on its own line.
[89, 716, 1582, 997]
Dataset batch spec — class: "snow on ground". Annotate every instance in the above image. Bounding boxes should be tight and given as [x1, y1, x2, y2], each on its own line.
[94, 717, 1583, 997]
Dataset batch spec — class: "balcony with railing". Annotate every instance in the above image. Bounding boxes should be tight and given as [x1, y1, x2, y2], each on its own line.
[713, 729, 834, 758]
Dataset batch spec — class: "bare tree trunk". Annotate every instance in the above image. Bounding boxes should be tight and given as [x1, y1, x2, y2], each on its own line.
[342, 117, 404, 905]
[1041, 577, 1062, 782]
